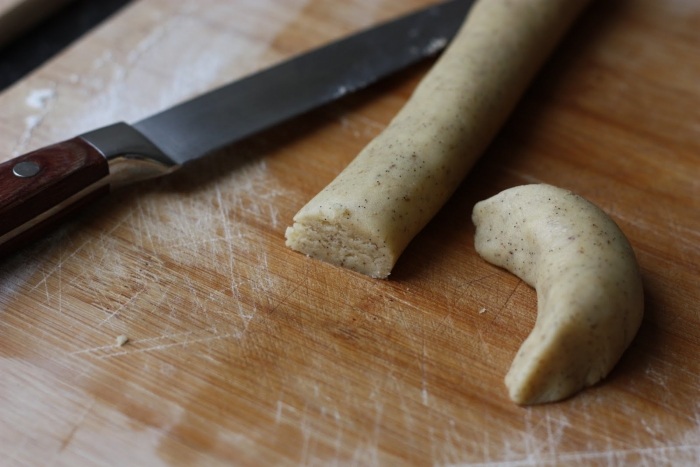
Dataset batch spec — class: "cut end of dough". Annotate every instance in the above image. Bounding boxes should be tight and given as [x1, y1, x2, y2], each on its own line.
[285, 217, 393, 279]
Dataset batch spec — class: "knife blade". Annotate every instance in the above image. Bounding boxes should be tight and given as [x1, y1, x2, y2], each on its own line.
[0, 0, 475, 255]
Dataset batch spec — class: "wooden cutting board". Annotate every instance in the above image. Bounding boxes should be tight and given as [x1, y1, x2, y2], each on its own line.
[1, 0, 699, 465]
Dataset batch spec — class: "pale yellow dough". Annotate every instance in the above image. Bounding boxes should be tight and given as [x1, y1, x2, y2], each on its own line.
[285, 0, 592, 278]
[472, 184, 644, 404]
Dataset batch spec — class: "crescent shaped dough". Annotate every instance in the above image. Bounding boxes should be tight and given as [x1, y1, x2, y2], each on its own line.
[472, 184, 644, 405]
[285, 0, 591, 278]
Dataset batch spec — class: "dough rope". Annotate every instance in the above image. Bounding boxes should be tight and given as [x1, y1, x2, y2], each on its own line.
[472, 184, 644, 404]
[286, 0, 592, 278]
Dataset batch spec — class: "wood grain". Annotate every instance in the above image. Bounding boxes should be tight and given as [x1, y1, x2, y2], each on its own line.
[0, 0, 699, 465]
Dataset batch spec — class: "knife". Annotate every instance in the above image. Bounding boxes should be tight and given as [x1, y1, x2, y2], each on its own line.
[0, 0, 474, 256]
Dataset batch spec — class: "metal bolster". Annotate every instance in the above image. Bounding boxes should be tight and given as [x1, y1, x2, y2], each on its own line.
[79, 122, 180, 188]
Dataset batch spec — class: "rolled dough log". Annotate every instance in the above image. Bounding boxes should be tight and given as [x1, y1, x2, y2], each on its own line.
[286, 0, 592, 278]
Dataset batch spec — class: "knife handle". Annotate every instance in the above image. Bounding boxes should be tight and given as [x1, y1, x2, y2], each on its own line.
[0, 138, 109, 256]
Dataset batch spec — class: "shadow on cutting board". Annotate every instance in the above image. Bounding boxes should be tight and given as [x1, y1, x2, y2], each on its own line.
[392, 0, 630, 278]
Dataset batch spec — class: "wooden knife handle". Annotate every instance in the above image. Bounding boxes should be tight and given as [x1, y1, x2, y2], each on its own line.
[0, 138, 109, 256]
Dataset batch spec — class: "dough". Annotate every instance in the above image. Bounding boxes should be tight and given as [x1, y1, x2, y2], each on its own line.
[472, 184, 644, 404]
[285, 0, 592, 278]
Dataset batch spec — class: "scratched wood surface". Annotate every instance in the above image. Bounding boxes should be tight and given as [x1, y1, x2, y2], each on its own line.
[1, 0, 699, 465]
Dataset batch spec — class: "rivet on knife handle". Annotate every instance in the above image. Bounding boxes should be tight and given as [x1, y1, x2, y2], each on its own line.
[0, 138, 109, 255]
[0, 123, 177, 255]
